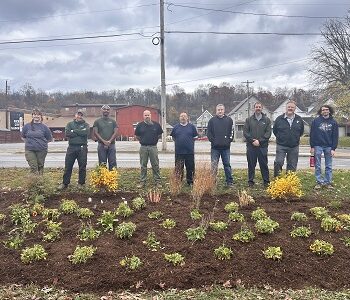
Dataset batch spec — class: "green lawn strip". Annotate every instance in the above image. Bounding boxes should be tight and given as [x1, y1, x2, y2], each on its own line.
[299, 136, 350, 147]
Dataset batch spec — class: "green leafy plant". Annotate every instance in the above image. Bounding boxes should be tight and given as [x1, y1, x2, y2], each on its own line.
[341, 236, 350, 247]
[290, 226, 312, 238]
[251, 207, 268, 221]
[336, 214, 350, 225]
[20, 220, 38, 234]
[42, 221, 62, 242]
[115, 202, 134, 218]
[115, 222, 136, 239]
[68, 245, 96, 264]
[131, 197, 146, 211]
[10, 204, 30, 225]
[42, 208, 61, 221]
[321, 216, 343, 232]
[0, 213, 6, 222]
[310, 240, 334, 256]
[98, 210, 118, 232]
[33, 194, 46, 204]
[291, 212, 308, 222]
[142, 231, 161, 251]
[4, 233, 24, 250]
[232, 226, 255, 243]
[78, 223, 101, 241]
[164, 252, 185, 266]
[60, 199, 79, 214]
[20, 244, 47, 264]
[224, 201, 239, 213]
[148, 211, 163, 219]
[214, 244, 233, 260]
[185, 226, 206, 242]
[161, 218, 176, 229]
[228, 212, 245, 222]
[209, 221, 228, 232]
[310, 207, 329, 220]
[255, 217, 279, 234]
[190, 209, 202, 220]
[31, 203, 44, 216]
[76, 208, 94, 219]
[263, 246, 283, 260]
[119, 255, 142, 270]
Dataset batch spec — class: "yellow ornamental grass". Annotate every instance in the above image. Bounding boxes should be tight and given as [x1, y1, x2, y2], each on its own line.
[89, 165, 119, 192]
[267, 172, 303, 200]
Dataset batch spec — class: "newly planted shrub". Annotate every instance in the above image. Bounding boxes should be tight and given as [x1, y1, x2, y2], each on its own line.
[232, 226, 255, 243]
[321, 217, 343, 232]
[291, 212, 308, 222]
[4, 233, 24, 250]
[228, 212, 245, 222]
[142, 231, 161, 251]
[42, 221, 62, 242]
[60, 199, 79, 214]
[310, 207, 329, 220]
[161, 218, 176, 229]
[76, 207, 94, 219]
[336, 214, 350, 226]
[115, 222, 136, 239]
[310, 240, 334, 256]
[164, 253, 185, 266]
[224, 201, 239, 213]
[20, 220, 38, 234]
[185, 226, 206, 242]
[90, 164, 119, 192]
[119, 255, 142, 270]
[131, 197, 146, 211]
[190, 209, 202, 220]
[209, 221, 228, 232]
[31, 203, 44, 216]
[251, 207, 268, 221]
[255, 218, 279, 234]
[148, 211, 163, 220]
[267, 172, 303, 200]
[341, 236, 350, 247]
[115, 202, 134, 218]
[214, 244, 233, 260]
[42, 208, 60, 221]
[98, 210, 117, 232]
[0, 213, 6, 222]
[69, 245, 96, 264]
[263, 246, 283, 260]
[10, 204, 30, 225]
[290, 226, 312, 238]
[20, 244, 47, 264]
[78, 223, 101, 241]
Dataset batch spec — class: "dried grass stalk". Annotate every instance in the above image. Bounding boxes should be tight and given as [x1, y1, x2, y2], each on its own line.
[238, 189, 255, 207]
[169, 169, 182, 196]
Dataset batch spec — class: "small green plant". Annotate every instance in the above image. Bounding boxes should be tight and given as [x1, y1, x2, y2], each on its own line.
[310, 239, 334, 256]
[115, 202, 134, 218]
[33, 194, 46, 204]
[329, 199, 343, 209]
[310, 207, 329, 220]
[190, 209, 202, 220]
[214, 244, 233, 260]
[161, 218, 176, 229]
[20, 244, 47, 264]
[42, 208, 61, 221]
[42, 221, 62, 242]
[164, 252, 185, 266]
[209, 221, 228, 232]
[78, 223, 101, 241]
[336, 214, 350, 225]
[228, 212, 245, 222]
[60, 199, 79, 214]
[115, 222, 136, 239]
[68, 245, 96, 264]
[98, 210, 118, 232]
[185, 226, 206, 242]
[255, 217, 279, 234]
[142, 231, 161, 251]
[232, 226, 255, 243]
[291, 212, 308, 222]
[321, 216, 343, 232]
[341, 236, 350, 247]
[0, 213, 6, 221]
[251, 207, 268, 221]
[10, 204, 30, 225]
[31, 203, 44, 216]
[290, 226, 312, 238]
[4, 233, 24, 250]
[148, 211, 163, 219]
[224, 201, 239, 213]
[20, 220, 38, 234]
[119, 255, 142, 270]
[263, 246, 283, 260]
[76, 208, 94, 219]
[131, 197, 146, 211]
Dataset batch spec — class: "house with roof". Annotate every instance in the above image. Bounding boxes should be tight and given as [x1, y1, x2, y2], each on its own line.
[195, 110, 213, 137]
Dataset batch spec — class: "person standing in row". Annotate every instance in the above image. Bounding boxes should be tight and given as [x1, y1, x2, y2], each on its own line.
[273, 100, 304, 177]
[93, 105, 118, 170]
[243, 102, 271, 187]
[21, 109, 52, 175]
[135, 110, 163, 188]
[310, 105, 339, 189]
[59, 109, 90, 189]
[207, 104, 234, 187]
[170, 112, 198, 185]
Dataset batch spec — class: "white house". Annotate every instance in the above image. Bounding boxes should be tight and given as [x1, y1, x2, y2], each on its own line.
[195, 110, 213, 137]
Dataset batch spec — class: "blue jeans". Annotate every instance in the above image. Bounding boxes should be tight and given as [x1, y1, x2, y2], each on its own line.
[211, 148, 233, 184]
[97, 143, 117, 170]
[314, 146, 333, 184]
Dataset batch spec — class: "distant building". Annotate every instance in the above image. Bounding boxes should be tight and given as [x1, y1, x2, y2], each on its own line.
[195, 110, 213, 137]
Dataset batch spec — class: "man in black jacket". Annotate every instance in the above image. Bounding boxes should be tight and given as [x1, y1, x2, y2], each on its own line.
[207, 104, 234, 186]
[243, 102, 271, 187]
[273, 100, 304, 177]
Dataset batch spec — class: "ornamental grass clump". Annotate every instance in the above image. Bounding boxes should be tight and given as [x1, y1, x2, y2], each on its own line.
[191, 162, 215, 208]
[90, 165, 119, 192]
[266, 172, 303, 200]
[238, 189, 255, 207]
[169, 169, 182, 196]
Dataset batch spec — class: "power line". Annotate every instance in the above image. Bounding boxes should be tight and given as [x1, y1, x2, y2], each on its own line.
[171, 2, 350, 6]
[165, 30, 324, 36]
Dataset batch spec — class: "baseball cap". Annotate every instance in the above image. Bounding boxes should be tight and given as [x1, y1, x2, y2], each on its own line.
[101, 104, 111, 110]
[76, 109, 84, 115]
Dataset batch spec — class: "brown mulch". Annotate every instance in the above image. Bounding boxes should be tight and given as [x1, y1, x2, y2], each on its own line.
[0, 190, 349, 293]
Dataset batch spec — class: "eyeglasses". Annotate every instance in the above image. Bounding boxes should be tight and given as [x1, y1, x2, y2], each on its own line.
[321, 108, 329, 111]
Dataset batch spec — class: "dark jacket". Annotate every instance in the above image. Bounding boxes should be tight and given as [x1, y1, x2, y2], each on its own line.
[310, 115, 339, 150]
[273, 114, 304, 148]
[243, 113, 271, 148]
[65, 119, 90, 145]
[207, 115, 233, 150]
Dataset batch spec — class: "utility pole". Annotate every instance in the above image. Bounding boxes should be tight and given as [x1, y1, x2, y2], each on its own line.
[242, 80, 254, 117]
[160, 0, 167, 150]
[5, 80, 10, 95]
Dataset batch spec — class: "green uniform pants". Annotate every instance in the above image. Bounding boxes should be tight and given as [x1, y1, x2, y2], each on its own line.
[139, 145, 161, 184]
[25, 149, 48, 175]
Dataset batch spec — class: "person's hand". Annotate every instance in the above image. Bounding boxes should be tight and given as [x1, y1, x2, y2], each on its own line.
[252, 139, 260, 147]
[331, 150, 335, 157]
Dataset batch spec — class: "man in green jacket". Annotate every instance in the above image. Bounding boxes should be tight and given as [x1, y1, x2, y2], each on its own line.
[59, 109, 90, 189]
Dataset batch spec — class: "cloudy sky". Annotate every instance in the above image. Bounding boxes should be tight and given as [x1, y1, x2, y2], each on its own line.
[0, 0, 348, 93]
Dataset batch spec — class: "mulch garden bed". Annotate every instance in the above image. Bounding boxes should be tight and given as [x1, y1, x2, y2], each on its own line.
[0, 190, 349, 292]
